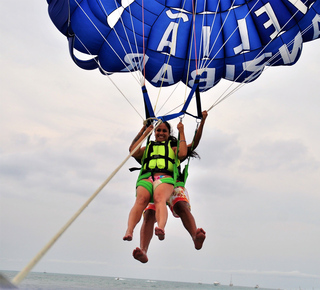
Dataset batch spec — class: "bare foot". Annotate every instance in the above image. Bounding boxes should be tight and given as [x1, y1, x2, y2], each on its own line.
[155, 227, 165, 240]
[133, 247, 148, 263]
[123, 231, 133, 241]
[194, 228, 206, 250]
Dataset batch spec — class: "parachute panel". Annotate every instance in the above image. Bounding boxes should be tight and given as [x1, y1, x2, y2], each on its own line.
[47, 0, 320, 92]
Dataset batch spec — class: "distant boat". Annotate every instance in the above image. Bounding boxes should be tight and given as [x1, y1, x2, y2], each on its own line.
[214, 281, 220, 286]
[254, 285, 259, 288]
[229, 274, 233, 286]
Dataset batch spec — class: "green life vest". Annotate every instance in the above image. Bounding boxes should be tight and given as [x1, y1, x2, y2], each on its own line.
[142, 140, 180, 175]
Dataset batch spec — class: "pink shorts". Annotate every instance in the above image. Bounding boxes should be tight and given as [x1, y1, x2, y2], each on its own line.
[144, 186, 191, 218]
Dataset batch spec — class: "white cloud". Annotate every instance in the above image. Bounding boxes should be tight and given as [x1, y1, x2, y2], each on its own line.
[1, 1, 320, 290]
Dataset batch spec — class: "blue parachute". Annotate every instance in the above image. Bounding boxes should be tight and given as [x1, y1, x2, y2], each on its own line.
[47, 0, 320, 94]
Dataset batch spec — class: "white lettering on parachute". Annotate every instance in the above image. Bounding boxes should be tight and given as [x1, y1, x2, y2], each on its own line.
[156, 10, 189, 56]
[287, 0, 308, 14]
[120, 2, 315, 88]
[255, 3, 282, 40]
[188, 68, 216, 91]
[313, 14, 320, 39]
[234, 18, 251, 54]
[121, 53, 149, 72]
[151, 63, 174, 85]
[279, 32, 303, 64]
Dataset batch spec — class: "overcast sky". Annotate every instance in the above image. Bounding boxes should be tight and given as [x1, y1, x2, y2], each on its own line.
[1, 1, 320, 289]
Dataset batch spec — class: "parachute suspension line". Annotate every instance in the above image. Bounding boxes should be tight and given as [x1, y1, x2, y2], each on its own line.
[10, 122, 160, 287]
[155, 82, 182, 116]
[104, 69, 145, 120]
[191, 0, 199, 75]
[185, 38, 194, 104]
[207, 2, 313, 111]
[199, 0, 238, 70]
[127, 0, 145, 77]
[99, 0, 143, 81]
[153, 7, 187, 113]
[206, 0, 303, 75]
[202, 0, 259, 71]
[157, 75, 203, 122]
[154, 79, 202, 121]
[72, 35, 144, 120]
[72, 0, 141, 83]
[71, 1, 149, 121]
[197, 0, 210, 66]
[198, 0, 221, 70]
[184, 0, 202, 105]
[154, 0, 204, 122]
[152, 0, 191, 113]
[110, 0, 144, 77]
[139, 2, 192, 125]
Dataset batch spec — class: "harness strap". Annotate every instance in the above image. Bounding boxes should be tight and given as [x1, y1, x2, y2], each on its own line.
[142, 85, 155, 126]
[158, 75, 202, 122]
[140, 76, 202, 123]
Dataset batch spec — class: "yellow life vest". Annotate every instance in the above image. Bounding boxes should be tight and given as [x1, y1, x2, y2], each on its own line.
[142, 140, 180, 174]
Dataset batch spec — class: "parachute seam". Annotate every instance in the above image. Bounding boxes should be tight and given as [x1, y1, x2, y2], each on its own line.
[102, 0, 143, 80]
[207, 18, 314, 111]
[74, 33, 144, 120]
[153, 0, 190, 115]
[73, 0, 138, 79]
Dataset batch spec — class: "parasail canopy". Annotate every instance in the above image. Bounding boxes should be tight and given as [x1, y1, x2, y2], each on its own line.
[47, 0, 320, 93]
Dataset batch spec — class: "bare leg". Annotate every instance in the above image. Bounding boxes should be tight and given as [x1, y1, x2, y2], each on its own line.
[123, 186, 150, 241]
[173, 201, 206, 250]
[133, 209, 156, 263]
[153, 183, 173, 240]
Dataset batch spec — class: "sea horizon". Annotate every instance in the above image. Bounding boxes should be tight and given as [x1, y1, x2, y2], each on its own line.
[1, 270, 276, 290]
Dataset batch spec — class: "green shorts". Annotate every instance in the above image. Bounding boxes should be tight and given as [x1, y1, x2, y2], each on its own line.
[136, 174, 175, 203]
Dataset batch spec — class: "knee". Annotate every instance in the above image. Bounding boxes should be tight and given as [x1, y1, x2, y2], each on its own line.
[135, 194, 150, 207]
[144, 210, 156, 223]
[153, 195, 167, 205]
[173, 201, 189, 215]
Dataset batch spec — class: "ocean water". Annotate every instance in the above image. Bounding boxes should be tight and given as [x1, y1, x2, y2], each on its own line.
[1, 271, 270, 290]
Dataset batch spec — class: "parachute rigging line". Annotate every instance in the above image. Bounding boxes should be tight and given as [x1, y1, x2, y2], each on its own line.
[69, 0, 237, 116]
[207, 7, 318, 111]
[72, 0, 143, 84]
[153, 5, 190, 112]
[158, 74, 203, 122]
[200, 0, 260, 71]
[103, 0, 144, 77]
[72, 34, 144, 120]
[48, 0, 320, 119]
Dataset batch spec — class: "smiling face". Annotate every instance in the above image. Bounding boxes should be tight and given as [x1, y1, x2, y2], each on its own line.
[155, 123, 170, 142]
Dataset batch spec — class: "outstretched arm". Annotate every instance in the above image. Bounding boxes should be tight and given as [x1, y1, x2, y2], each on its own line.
[130, 124, 154, 159]
[129, 125, 147, 152]
[177, 122, 188, 160]
[190, 110, 208, 150]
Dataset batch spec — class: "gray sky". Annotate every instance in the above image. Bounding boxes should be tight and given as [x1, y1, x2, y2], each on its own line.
[1, 1, 320, 289]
